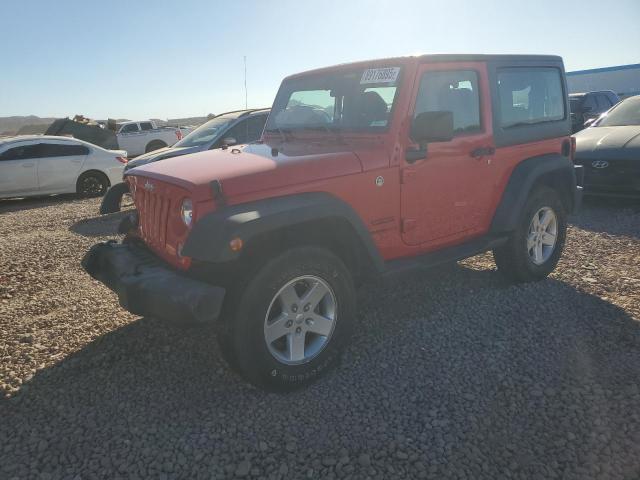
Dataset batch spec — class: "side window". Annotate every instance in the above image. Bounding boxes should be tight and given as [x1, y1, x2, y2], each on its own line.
[224, 120, 250, 144]
[140, 122, 153, 131]
[247, 115, 267, 141]
[414, 70, 481, 134]
[120, 123, 139, 133]
[39, 143, 90, 157]
[497, 68, 564, 127]
[596, 94, 611, 111]
[582, 94, 597, 112]
[0, 144, 41, 161]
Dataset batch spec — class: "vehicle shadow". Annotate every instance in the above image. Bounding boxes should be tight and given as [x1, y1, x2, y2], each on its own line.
[69, 210, 130, 237]
[2, 261, 639, 478]
[571, 196, 640, 238]
[0, 194, 80, 214]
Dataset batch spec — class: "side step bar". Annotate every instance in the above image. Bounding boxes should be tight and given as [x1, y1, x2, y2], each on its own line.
[382, 235, 509, 276]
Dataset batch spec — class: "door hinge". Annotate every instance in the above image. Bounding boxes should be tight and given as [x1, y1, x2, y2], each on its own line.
[401, 218, 417, 233]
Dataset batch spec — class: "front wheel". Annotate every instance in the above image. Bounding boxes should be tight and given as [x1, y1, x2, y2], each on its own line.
[219, 247, 356, 391]
[493, 186, 567, 283]
[145, 140, 167, 153]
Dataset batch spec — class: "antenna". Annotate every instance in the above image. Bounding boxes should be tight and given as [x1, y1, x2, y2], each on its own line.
[244, 56, 248, 109]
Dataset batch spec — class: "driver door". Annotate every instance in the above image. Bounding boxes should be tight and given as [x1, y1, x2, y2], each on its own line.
[400, 63, 496, 247]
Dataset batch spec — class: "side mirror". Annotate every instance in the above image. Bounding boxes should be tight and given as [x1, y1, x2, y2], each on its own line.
[583, 118, 596, 128]
[410, 111, 454, 144]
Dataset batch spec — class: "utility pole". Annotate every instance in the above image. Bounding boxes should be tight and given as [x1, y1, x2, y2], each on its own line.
[244, 56, 248, 109]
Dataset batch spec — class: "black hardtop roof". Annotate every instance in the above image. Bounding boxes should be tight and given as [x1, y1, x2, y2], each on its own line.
[285, 54, 564, 80]
[569, 91, 616, 97]
[215, 108, 270, 119]
[418, 53, 562, 63]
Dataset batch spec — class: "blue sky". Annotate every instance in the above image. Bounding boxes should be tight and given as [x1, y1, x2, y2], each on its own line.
[2, 0, 639, 119]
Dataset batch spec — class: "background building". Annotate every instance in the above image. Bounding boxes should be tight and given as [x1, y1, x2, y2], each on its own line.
[567, 63, 640, 98]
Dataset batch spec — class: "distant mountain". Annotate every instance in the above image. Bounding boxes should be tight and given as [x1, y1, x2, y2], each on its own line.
[0, 115, 57, 136]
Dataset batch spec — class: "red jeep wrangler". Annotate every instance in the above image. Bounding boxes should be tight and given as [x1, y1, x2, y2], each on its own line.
[83, 54, 583, 390]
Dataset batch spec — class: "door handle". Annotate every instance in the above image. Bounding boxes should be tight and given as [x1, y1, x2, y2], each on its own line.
[70, 159, 82, 163]
[470, 147, 495, 158]
[22, 163, 35, 168]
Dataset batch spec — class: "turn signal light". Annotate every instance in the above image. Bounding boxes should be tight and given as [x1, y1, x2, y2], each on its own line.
[229, 237, 243, 252]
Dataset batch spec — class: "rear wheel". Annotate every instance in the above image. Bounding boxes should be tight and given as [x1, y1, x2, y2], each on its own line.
[76, 171, 109, 198]
[219, 247, 355, 391]
[145, 140, 167, 153]
[493, 186, 567, 282]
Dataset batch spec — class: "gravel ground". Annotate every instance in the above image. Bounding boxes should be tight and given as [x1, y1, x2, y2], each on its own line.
[1, 195, 639, 480]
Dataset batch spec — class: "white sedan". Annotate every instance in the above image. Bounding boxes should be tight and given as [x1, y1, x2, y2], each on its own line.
[0, 136, 127, 199]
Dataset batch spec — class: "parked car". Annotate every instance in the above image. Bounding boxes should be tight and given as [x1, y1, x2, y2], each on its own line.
[99, 109, 269, 214]
[82, 54, 582, 391]
[573, 95, 640, 197]
[570, 91, 620, 133]
[0, 135, 127, 199]
[116, 120, 192, 157]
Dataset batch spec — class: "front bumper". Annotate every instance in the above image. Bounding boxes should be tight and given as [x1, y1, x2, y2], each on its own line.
[576, 158, 640, 197]
[82, 241, 225, 323]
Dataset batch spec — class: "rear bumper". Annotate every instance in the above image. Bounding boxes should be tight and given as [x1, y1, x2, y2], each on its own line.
[81, 241, 225, 323]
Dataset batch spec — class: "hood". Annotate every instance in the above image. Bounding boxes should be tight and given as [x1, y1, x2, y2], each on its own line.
[128, 140, 365, 201]
[574, 126, 640, 160]
[125, 145, 202, 170]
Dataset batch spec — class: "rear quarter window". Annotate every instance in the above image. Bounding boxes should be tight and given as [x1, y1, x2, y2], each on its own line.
[497, 67, 565, 128]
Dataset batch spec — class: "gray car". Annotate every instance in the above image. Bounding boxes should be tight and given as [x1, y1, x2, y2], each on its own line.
[573, 96, 640, 197]
[99, 108, 269, 213]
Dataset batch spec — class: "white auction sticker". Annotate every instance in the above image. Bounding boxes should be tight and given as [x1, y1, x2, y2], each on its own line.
[360, 67, 400, 84]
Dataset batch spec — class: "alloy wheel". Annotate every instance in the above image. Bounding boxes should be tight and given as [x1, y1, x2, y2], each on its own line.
[263, 275, 337, 365]
[81, 176, 105, 196]
[527, 206, 558, 265]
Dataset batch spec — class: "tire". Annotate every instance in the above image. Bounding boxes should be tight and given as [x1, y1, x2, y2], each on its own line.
[493, 186, 567, 283]
[145, 140, 167, 153]
[76, 171, 109, 198]
[99, 182, 130, 214]
[219, 247, 356, 391]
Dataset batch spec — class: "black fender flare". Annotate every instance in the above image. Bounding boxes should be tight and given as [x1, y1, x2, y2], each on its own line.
[490, 154, 579, 233]
[182, 192, 384, 272]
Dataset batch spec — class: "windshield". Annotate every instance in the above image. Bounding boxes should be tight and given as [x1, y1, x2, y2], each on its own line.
[173, 116, 235, 147]
[596, 97, 640, 127]
[265, 66, 402, 133]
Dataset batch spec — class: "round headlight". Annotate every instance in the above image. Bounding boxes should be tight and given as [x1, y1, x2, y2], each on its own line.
[180, 198, 193, 227]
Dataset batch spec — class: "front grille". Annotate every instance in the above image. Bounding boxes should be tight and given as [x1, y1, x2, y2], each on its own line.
[136, 188, 171, 250]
